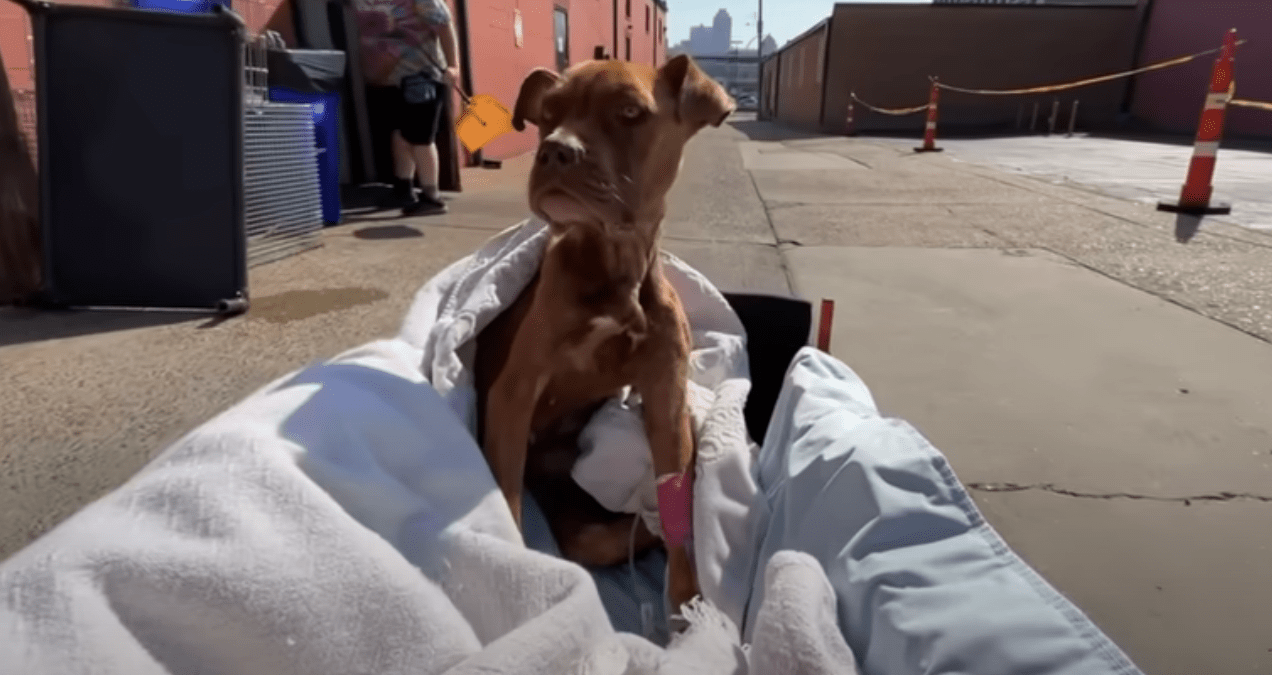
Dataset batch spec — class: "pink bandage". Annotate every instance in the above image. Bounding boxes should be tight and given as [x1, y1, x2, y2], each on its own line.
[656, 470, 694, 549]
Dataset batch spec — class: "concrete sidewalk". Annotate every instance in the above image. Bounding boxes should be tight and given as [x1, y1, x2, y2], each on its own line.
[4, 113, 1272, 675]
[731, 115, 1272, 675]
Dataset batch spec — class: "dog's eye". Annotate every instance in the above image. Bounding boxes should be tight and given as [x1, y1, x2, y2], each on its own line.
[619, 104, 645, 122]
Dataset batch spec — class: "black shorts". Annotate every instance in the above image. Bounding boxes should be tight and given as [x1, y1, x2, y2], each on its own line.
[366, 80, 444, 146]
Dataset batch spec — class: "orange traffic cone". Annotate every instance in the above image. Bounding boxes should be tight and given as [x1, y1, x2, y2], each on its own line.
[1158, 29, 1238, 215]
[914, 78, 943, 153]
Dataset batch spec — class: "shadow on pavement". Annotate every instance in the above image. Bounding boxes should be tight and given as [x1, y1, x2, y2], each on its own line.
[727, 118, 830, 142]
[1174, 214, 1204, 243]
[341, 183, 394, 211]
[354, 225, 424, 240]
[0, 307, 208, 348]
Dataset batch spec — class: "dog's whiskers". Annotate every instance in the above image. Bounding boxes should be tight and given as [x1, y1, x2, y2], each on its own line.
[578, 179, 628, 207]
[609, 191, 628, 207]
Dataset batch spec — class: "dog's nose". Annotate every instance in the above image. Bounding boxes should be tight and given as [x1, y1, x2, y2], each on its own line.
[537, 133, 584, 167]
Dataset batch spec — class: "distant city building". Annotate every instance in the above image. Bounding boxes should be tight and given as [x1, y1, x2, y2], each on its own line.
[666, 7, 776, 104]
[677, 8, 734, 56]
[688, 25, 712, 54]
[710, 9, 732, 54]
[671, 10, 775, 58]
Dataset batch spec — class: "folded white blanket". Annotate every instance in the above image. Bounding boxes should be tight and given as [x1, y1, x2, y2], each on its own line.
[0, 217, 858, 674]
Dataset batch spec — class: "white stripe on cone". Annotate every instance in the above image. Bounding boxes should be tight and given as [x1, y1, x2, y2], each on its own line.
[1192, 140, 1221, 158]
[1204, 92, 1230, 109]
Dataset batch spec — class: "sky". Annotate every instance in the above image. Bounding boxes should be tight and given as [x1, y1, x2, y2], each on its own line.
[666, 0, 927, 49]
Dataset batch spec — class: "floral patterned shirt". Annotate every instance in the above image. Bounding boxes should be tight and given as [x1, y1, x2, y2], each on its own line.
[354, 0, 452, 87]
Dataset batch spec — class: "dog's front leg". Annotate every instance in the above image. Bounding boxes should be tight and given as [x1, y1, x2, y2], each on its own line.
[483, 316, 553, 534]
[636, 286, 700, 612]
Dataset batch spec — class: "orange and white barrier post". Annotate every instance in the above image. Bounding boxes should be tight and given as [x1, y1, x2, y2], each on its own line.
[1158, 29, 1238, 215]
[845, 102, 856, 136]
[914, 78, 943, 153]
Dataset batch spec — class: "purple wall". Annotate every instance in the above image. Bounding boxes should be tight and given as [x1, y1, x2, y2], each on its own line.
[1131, 0, 1272, 139]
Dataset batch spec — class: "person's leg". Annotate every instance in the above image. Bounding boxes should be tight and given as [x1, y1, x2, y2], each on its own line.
[399, 85, 447, 216]
[389, 130, 417, 204]
[392, 130, 416, 181]
[367, 84, 417, 209]
[410, 142, 441, 202]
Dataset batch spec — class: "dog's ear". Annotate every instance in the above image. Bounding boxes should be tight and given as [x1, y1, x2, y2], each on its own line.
[512, 68, 561, 132]
[658, 54, 735, 129]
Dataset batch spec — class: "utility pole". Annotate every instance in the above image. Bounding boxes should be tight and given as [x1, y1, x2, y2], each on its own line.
[756, 0, 763, 60]
[730, 39, 741, 95]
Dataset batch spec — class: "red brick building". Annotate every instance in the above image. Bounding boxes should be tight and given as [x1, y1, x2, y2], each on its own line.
[463, 0, 668, 159]
[1, 0, 669, 163]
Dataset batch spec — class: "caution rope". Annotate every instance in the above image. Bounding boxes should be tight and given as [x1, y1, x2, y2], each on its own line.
[849, 91, 929, 117]
[1229, 98, 1272, 112]
[933, 40, 1247, 97]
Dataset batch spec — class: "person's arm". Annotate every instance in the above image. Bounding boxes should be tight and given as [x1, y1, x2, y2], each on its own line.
[438, 21, 460, 73]
[418, 0, 460, 80]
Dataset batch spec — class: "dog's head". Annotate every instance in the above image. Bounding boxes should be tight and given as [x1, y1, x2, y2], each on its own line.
[512, 55, 735, 229]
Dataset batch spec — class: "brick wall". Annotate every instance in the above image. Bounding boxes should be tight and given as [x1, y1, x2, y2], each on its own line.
[466, 0, 668, 160]
[771, 22, 828, 131]
[816, 3, 1140, 135]
[1130, 0, 1272, 140]
[618, 0, 662, 68]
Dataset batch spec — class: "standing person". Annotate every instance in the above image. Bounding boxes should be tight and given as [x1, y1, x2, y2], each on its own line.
[355, 0, 461, 216]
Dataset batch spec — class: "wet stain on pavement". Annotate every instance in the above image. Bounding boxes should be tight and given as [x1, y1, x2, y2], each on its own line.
[250, 287, 389, 324]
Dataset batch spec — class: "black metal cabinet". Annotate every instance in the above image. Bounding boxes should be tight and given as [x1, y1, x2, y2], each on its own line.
[27, 1, 248, 312]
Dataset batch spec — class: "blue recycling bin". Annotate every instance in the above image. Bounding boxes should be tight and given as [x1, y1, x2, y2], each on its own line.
[133, 0, 229, 14]
[269, 87, 342, 225]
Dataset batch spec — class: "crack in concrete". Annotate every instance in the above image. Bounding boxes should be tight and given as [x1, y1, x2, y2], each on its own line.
[966, 482, 1272, 505]
[842, 155, 873, 170]
[746, 170, 796, 294]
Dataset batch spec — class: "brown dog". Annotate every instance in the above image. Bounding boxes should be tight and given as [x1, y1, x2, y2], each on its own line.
[474, 55, 734, 613]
